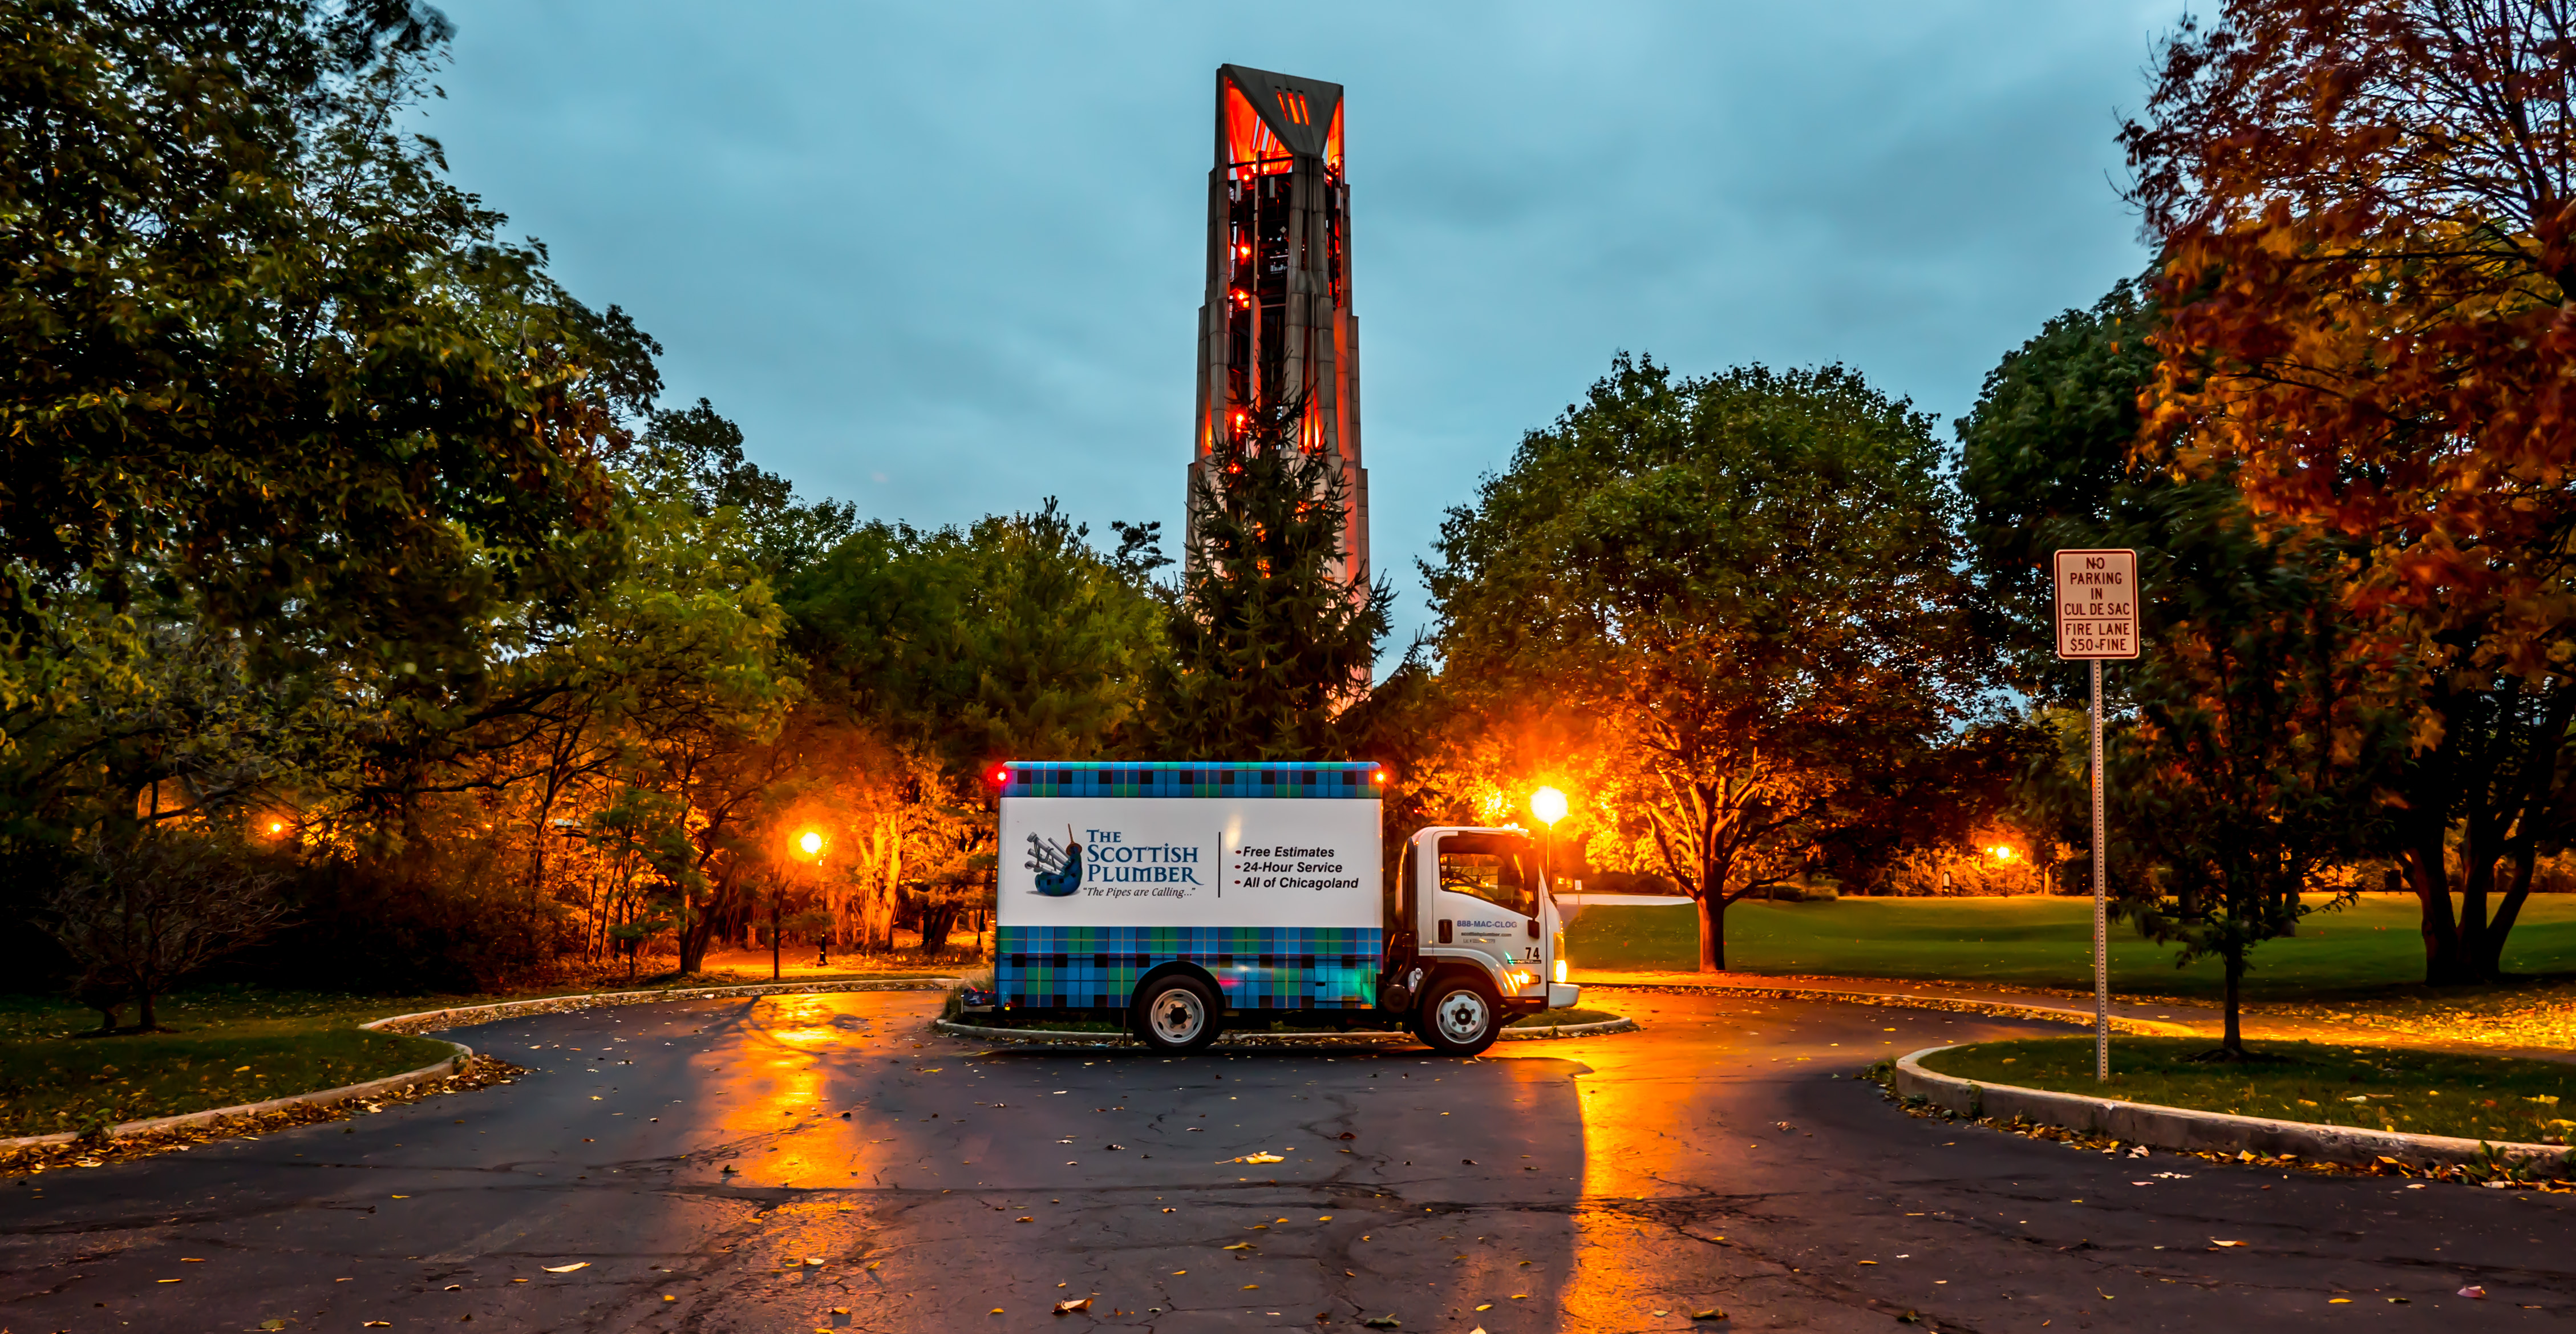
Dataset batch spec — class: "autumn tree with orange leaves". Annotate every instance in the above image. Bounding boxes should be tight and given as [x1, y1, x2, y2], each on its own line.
[2127, 0, 2576, 984]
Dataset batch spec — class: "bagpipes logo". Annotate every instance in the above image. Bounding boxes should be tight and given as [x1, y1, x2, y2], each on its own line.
[1024, 828, 1083, 896]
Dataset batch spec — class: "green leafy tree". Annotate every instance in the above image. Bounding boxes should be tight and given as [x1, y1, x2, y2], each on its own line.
[1429, 356, 1987, 970]
[1958, 276, 2166, 696]
[2103, 492, 2395, 1054]
[1960, 277, 2401, 1045]
[1154, 401, 1391, 761]
[790, 500, 1161, 781]
[641, 399, 855, 582]
[1, 1, 651, 690]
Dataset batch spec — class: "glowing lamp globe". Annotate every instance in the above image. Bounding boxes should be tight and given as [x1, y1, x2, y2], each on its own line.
[798, 831, 824, 858]
[1530, 786, 1569, 827]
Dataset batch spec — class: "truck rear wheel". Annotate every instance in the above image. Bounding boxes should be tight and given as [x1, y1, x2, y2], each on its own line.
[1133, 975, 1222, 1053]
[1415, 975, 1501, 1056]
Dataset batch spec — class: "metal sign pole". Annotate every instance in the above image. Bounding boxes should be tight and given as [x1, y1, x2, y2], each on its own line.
[2091, 658, 2108, 1082]
[2053, 547, 2134, 1087]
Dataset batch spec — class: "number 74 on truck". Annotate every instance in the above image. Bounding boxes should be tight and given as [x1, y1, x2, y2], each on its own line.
[960, 761, 1579, 1056]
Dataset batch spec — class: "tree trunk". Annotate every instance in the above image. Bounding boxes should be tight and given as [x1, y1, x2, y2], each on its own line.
[2475, 843, 2538, 981]
[920, 900, 958, 953]
[137, 988, 158, 1032]
[2402, 837, 2470, 984]
[2221, 952, 2243, 1057]
[1697, 893, 1724, 972]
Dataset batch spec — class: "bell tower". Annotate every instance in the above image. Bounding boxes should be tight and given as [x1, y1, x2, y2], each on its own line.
[1187, 64, 1367, 585]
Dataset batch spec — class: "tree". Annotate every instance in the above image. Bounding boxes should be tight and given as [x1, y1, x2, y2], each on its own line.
[43, 826, 287, 1030]
[1, 0, 650, 692]
[2125, 0, 2576, 982]
[791, 501, 1163, 782]
[1961, 274, 2401, 1042]
[2097, 488, 2395, 1055]
[642, 398, 856, 582]
[1958, 276, 2166, 697]
[1153, 400, 1391, 761]
[1429, 356, 1988, 970]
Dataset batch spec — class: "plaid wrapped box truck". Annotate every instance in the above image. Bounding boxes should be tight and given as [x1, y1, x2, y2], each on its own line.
[966, 760, 1578, 1055]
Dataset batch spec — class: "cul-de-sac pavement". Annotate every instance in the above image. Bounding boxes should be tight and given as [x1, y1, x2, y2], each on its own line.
[3, 990, 2565, 1332]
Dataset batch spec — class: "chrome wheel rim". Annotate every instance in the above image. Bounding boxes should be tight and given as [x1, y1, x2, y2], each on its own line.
[1435, 989, 1490, 1044]
[1149, 988, 1207, 1044]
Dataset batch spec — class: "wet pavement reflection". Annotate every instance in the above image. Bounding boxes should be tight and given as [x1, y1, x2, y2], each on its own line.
[2, 989, 2569, 1331]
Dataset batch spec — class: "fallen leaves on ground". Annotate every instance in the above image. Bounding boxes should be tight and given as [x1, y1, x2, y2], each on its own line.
[1234, 1153, 1284, 1164]
[542, 1262, 590, 1273]
[0, 1055, 526, 1178]
[1054, 1297, 1092, 1315]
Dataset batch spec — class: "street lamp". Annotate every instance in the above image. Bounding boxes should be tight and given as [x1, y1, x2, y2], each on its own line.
[1531, 787, 1570, 989]
[777, 829, 827, 981]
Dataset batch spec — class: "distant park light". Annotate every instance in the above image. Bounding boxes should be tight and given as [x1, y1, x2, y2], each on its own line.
[1989, 845, 2016, 862]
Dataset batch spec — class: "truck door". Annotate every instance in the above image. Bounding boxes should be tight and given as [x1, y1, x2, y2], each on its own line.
[1425, 830, 1548, 1007]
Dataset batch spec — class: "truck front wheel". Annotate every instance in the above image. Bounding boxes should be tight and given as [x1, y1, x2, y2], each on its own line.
[1133, 975, 1222, 1053]
[1415, 975, 1501, 1056]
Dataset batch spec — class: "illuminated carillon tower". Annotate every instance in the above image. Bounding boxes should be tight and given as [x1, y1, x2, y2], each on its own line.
[1188, 64, 1368, 585]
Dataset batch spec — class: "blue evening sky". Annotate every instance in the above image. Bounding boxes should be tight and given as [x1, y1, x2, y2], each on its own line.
[418, 2, 2181, 645]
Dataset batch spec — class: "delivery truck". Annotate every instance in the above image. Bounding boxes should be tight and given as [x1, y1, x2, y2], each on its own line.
[961, 759, 1578, 1055]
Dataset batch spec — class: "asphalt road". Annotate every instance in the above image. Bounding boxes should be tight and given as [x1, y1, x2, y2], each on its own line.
[2, 989, 2569, 1333]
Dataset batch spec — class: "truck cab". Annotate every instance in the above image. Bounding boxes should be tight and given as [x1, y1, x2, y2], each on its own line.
[1379, 825, 1579, 1054]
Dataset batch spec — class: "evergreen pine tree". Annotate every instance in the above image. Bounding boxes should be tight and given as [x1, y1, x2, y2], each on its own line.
[1153, 400, 1391, 759]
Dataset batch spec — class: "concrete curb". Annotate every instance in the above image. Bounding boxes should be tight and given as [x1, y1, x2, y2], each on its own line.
[362, 976, 961, 1036]
[0, 1044, 477, 1152]
[1579, 979, 2196, 1036]
[1893, 1045, 2576, 1176]
[1, 976, 960, 1153]
[932, 1014, 1639, 1049]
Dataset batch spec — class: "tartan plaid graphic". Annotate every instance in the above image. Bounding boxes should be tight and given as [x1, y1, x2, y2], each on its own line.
[1001, 761, 1379, 800]
[995, 925, 1381, 1010]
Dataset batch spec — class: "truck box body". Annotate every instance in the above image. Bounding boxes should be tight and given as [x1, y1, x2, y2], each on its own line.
[995, 761, 1382, 1014]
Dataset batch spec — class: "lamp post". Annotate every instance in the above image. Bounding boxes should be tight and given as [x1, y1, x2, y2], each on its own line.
[785, 830, 825, 981]
[1531, 787, 1569, 990]
[1530, 785, 1569, 890]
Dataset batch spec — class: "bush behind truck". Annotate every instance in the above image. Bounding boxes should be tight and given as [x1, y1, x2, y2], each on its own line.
[962, 760, 1577, 1054]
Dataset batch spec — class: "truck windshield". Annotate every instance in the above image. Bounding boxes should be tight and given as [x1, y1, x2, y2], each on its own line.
[1437, 832, 1540, 919]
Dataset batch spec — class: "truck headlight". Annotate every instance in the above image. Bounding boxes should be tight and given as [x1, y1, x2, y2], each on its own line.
[1552, 958, 1568, 985]
[1506, 970, 1536, 991]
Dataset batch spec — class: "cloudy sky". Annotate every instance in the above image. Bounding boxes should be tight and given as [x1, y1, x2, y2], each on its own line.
[419, 1, 2181, 644]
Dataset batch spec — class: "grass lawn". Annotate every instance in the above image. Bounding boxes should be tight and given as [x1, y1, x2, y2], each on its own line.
[1565, 893, 2576, 1000]
[1919, 1036, 2576, 1146]
[0, 963, 960, 1140]
[0, 1020, 457, 1139]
